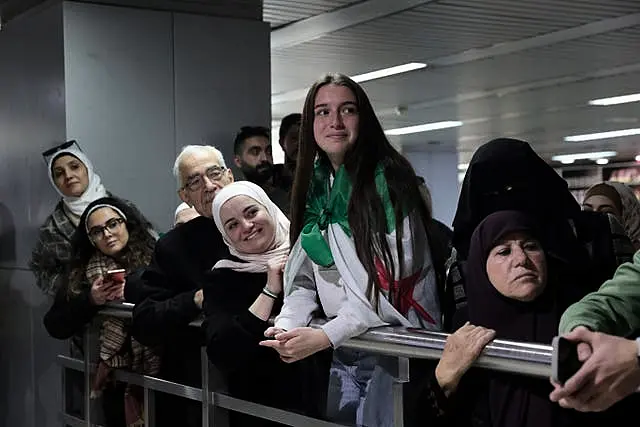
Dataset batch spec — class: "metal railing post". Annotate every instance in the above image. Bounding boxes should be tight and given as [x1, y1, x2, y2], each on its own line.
[144, 386, 155, 427]
[201, 347, 213, 426]
[391, 357, 410, 427]
[61, 356, 67, 426]
[83, 327, 92, 427]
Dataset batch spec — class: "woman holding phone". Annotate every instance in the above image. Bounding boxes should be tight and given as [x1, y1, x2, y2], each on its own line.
[44, 197, 160, 427]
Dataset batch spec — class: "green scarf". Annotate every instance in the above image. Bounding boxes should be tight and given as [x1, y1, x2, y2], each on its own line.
[300, 161, 397, 267]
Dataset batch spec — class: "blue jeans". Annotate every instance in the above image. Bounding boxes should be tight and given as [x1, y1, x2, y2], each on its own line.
[326, 348, 394, 427]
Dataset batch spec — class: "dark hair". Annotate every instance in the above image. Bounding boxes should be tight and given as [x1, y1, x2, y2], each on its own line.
[290, 73, 430, 307]
[279, 113, 302, 141]
[233, 126, 270, 155]
[67, 197, 156, 296]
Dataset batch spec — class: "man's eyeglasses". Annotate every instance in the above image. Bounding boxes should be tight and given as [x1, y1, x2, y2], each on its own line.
[88, 218, 125, 241]
[182, 166, 227, 192]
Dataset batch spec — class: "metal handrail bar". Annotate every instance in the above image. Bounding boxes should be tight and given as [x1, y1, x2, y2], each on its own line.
[96, 302, 553, 378]
[212, 392, 345, 427]
[58, 355, 204, 402]
[58, 302, 558, 427]
[57, 354, 345, 427]
[61, 413, 102, 427]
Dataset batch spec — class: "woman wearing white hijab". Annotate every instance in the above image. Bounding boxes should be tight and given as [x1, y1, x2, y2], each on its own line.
[203, 181, 327, 426]
[30, 141, 151, 297]
[30, 141, 108, 296]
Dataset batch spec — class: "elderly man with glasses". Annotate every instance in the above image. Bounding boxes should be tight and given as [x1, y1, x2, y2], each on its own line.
[124, 145, 233, 427]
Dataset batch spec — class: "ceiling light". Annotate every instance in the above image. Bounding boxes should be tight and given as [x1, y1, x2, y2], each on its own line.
[564, 128, 640, 142]
[351, 62, 427, 83]
[552, 151, 617, 163]
[595, 158, 609, 165]
[589, 93, 640, 106]
[271, 62, 427, 105]
[636, 155, 640, 162]
[385, 121, 463, 136]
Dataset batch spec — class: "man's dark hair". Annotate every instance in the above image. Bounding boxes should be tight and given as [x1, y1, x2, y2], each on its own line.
[278, 113, 301, 141]
[233, 126, 270, 155]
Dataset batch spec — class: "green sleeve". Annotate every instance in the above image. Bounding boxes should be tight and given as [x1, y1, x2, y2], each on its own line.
[559, 251, 640, 336]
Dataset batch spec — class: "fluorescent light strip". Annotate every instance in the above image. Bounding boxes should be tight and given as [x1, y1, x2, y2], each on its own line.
[551, 151, 617, 163]
[272, 62, 427, 105]
[564, 128, 640, 142]
[351, 62, 427, 83]
[385, 121, 463, 136]
[589, 93, 640, 106]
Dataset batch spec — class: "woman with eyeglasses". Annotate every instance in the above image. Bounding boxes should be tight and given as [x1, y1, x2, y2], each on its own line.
[30, 141, 154, 297]
[44, 197, 160, 427]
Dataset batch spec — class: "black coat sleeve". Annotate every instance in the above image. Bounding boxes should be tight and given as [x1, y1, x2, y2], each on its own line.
[202, 270, 273, 373]
[403, 355, 494, 427]
[203, 307, 271, 373]
[43, 285, 100, 340]
[125, 245, 202, 347]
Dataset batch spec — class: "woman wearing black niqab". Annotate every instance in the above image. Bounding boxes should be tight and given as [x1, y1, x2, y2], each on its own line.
[453, 138, 580, 260]
[449, 138, 632, 309]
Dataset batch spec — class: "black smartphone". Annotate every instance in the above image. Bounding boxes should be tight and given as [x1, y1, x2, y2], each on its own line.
[551, 336, 583, 385]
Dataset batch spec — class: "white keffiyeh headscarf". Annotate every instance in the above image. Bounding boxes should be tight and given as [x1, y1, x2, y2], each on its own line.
[212, 181, 290, 273]
[46, 143, 107, 217]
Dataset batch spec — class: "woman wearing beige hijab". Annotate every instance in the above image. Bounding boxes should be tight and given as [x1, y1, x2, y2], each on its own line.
[583, 182, 640, 250]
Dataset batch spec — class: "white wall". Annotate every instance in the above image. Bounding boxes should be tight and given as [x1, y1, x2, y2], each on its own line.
[0, 3, 67, 426]
[406, 149, 460, 226]
[0, 2, 271, 425]
[64, 2, 177, 229]
[63, 2, 271, 229]
[173, 13, 271, 168]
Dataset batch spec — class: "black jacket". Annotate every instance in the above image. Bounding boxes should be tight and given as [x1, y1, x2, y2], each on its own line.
[124, 216, 229, 427]
[202, 266, 330, 426]
[125, 216, 228, 372]
[44, 285, 100, 340]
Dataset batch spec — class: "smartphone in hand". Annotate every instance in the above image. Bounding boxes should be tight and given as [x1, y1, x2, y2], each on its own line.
[104, 269, 126, 284]
[552, 336, 583, 385]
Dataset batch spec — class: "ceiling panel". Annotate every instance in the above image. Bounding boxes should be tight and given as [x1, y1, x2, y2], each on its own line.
[272, 0, 640, 93]
[272, 27, 640, 118]
[268, 0, 640, 164]
[264, 0, 361, 27]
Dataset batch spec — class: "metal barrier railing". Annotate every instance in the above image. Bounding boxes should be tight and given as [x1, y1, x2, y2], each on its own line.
[58, 302, 553, 427]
